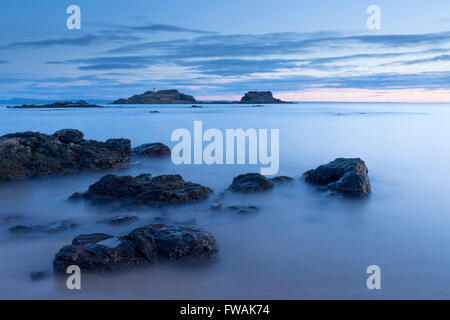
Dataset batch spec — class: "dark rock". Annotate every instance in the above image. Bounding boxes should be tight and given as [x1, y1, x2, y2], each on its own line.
[98, 215, 138, 225]
[239, 91, 289, 104]
[53, 129, 84, 144]
[113, 89, 197, 104]
[149, 110, 160, 113]
[191, 105, 203, 108]
[9, 220, 78, 234]
[132, 143, 171, 157]
[72, 233, 114, 246]
[7, 101, 102, 109]
[269, 176, 294, 184]
[0, 130, 131, 183]
[69, 173, 212, 208]
[303, 158, 371, 197]
[230, 173, 274, 193]
[53, 224, 218, 274]
[227, 205, 259, 214]
[30, 270, 47, 281]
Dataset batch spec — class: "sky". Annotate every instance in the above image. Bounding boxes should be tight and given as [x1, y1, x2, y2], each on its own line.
[0, 0, 449, 102]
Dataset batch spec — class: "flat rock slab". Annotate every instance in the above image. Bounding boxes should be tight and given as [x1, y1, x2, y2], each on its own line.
[303, 158, 371, 197]
[53, 224, 218, 274]
[70, 173, 213, 208]
[0, 129, 130, 183]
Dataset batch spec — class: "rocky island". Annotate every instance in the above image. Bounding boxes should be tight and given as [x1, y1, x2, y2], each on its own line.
[113, 89, 197, 104]
[239, 91, 290, 104]
[7, 100, 102, 109]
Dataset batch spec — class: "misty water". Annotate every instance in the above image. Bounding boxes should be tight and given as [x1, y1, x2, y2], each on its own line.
[1, 102, 450, 299]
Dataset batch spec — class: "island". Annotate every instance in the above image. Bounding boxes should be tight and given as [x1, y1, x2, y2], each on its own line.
[7, 100, 102, 109]
[239, 91, 290, 104]
[113, 89, 197, 104]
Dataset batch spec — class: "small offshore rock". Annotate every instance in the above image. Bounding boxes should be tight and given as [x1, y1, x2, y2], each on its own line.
[132, 143, 171, 157]
[30, 270, 48, 282]
[269, 176, 294, 184]
[227, 205, 259, 214]
[303, 158, 371, 197]
[230, 173, 274, 193]
[9, 220, 78, 234]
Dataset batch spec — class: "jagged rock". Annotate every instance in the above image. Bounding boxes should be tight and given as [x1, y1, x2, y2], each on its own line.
[303, 158, 371, 197]
[132, 143, 171, 157]
[229, 173, 274, 193]
[0, 129, 131, 183]
[239, 91, 289, 104]
[69, 173, 212, 208]
[113, 89, 197, 104]
[98, 215, 138, 225]
[269, 176, 294, 184]
[53, 224, 218, 274]
[7, 101, 102, 109]
[9, 220, 78, 234]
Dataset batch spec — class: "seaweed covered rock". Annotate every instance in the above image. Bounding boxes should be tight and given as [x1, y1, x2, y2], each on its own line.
[53, 224, 218, 273]
[0, 129, 131, 183]
[303, 158, 371, 197]
[132, 143, 171, 157]
[69, 173, 212, 208]
[229, 173, 274, 193]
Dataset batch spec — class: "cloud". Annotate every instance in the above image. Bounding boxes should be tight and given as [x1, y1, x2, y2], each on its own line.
[401, 54, 450, 65]
[118, 23, 216, 34]
[0, 60, 8, 64]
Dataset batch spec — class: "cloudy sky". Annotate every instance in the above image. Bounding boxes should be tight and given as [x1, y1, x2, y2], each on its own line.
[0, 0, 449, 102]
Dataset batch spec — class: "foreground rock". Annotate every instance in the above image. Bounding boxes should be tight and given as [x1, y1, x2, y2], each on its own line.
[132, 143, 171, 157]
[113, 89, 197, 104]
[0, 129, 130, 183]
[269, 176, 294, 184]
[239, 91, 290, 104]
[7, 100, 102, 109]
[70, 173, 213, 208]
[303, 158, 371, 197]
[53, 224, 218, 273]
[9, 220, 78, 234]
[229, 173, 274, 193]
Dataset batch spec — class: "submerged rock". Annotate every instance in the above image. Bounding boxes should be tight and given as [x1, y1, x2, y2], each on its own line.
[69, 173, 212, 208]
[191, 105, 203, 108]
[53, 224, 218, 274]
[229, 173, 274, 193]
[269, 176, 294, 184]
[0, 129, 131, 183]
[227, 205, 260, 214]
[9, 220, 78, 234]
[30, 270, 48, 282]
[98, 215, 138, 225]
[132, 143, 171, 157]
[303, 158, 371, 197]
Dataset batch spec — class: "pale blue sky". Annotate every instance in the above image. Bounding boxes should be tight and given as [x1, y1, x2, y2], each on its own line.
[0, 0, 449, 101]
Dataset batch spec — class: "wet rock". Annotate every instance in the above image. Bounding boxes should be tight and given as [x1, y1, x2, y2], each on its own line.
[269, 176, 294, 184]
[227, 205, 259, 214]
[98, 215, 138, 225]
[191, 105, 203, 108]
[72, 233, 114, 246]
[132, 143, 171, 157]
[9, 220, 78, 234]
[229, 173, 274, 193]
[53, 224, 218, 274]
[69, 173, 212, 208]
[303, 158, 371, 197]
[0, 129, 131, 183]
[53, 129, 84, 144]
